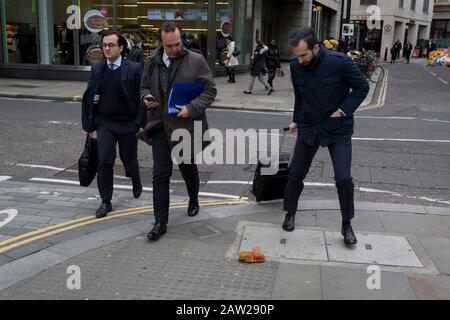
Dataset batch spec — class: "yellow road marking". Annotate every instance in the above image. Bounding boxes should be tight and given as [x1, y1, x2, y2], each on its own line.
[0, 206, 150, 247]
[0, 199, 237, 248]
[0, 199, 248, 254]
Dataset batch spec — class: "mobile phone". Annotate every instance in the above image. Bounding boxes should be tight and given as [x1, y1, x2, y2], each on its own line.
[144, 95, 156, 102]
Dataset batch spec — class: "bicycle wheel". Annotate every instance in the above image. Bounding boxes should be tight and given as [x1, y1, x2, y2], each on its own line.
[368, 65, 385, 84]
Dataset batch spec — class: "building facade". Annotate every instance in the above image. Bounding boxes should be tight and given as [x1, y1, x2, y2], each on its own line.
[0, 0, 345, 79]
[6, 0, 434, 79]
[431, 0, 450, 39]
[349, 0, 434, 59]
[0, 0, 256, 79]
[258, 0, 341, 60]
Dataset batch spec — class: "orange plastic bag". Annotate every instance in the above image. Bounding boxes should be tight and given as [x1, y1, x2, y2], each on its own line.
[238, 247, 266, 263]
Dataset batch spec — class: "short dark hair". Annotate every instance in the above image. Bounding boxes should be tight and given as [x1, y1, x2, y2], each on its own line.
[101, 31, 129, 57]
[159, 21, 183, 41]
[288, 27, 318, 49]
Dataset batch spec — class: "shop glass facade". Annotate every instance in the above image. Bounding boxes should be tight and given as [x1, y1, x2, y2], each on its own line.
[0, 0, 253, 73]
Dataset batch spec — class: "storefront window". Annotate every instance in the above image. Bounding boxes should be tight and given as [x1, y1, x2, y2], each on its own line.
[78, 0, 113, 66]
[3, 0, 38, 64]
[216, 0, 252, 67]
[38, 0, 75, 65]
[0, 0, 253, 70]
[116, 0, 209, 59]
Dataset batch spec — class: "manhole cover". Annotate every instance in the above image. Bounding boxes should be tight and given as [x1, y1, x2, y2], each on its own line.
[237, 224, 426, 269]
[240, 225, 328, 262]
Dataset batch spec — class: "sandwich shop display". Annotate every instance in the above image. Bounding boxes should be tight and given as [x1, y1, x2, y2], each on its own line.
[0, 0, 253, 79]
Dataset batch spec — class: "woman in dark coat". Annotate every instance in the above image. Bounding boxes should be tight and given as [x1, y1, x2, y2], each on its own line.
[244, 40, 273, 95]
[266, 40, 281, 90]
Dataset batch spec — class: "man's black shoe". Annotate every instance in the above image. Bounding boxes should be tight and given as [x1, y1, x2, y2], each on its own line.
[267, 88, 274, 95]
[187, 200, 200, 217]
[96, 201, 112, 219]
[132, 178, 142, 199]
[341, 223, 357, 245]
[147, 223, 167, 241]
[243, 91, 252, 94]
[282, 212, 296, 232]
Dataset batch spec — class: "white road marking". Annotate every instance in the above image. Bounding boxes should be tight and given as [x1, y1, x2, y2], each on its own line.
[438, 78, 448, 85]
[430, 72, 437, 77]
[13, 163, 66, 171]
[206, 181, 252, 185]
[211, 109, 290, 116]
[28, 178, 244, 200]
[352, 137, 450, 143]
[10, 163, 128, 179]
[198, 192, 246, 200]
[356, 116, 416, 120]
[210, 180, 450, 205]
[29, 177, 154, 191]
[0, 176, 12, 182]
[0, 209, 18, 228]
[47, 121, 78, 125]
[356, 116, 450, 124]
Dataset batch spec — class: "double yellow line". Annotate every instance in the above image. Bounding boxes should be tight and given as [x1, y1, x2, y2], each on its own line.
[0, 198, 248, 255]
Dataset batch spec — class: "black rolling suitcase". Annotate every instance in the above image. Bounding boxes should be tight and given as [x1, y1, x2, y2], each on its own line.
[252, 128, 292, 202]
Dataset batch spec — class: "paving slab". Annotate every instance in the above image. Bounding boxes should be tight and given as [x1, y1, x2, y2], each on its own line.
[325, 232, 423, 268]
[425, 207, 450, 216]
[0, 249, 66, 291]
[419, 237, 450, 275]
[407, 274, 450, 300]
[320, 266, 417, 300]
[3, 239, 53, 260]
[271, 263, 322, 300]
[378, 212, 450, 238]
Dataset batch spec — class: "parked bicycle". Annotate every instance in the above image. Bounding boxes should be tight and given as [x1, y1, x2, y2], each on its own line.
[351, 50, 385, 84]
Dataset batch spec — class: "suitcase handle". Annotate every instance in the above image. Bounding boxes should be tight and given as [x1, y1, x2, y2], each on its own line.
[280, 127, 290, 150]
[280, 127, 294, 168]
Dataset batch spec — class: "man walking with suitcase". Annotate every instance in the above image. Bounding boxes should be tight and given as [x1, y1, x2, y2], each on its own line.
[283, 27, 369, 245]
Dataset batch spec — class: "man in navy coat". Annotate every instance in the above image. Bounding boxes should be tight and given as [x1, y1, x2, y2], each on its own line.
[283, 27, 369, 245]
[82, 31, 146, 218]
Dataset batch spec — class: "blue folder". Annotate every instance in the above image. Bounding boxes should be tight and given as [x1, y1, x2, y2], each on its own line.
[168, 82, 205, 115]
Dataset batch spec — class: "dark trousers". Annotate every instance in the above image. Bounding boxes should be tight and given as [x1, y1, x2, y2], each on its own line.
[225, 66, 235, 81]
[283, 134, 355, 222]
[152, 127, 199, 224]
[96, 118, 140, 202]
[267, 67, 277, 88]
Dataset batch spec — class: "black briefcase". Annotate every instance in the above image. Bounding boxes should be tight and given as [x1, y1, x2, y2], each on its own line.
[78, 136, 98, 187]
[252, 128, 292, 202]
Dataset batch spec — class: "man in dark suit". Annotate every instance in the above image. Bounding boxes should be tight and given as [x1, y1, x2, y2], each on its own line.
[82, 31, 146, 218]
[140, 22, 217, 241]
[283, 27, 369, 245]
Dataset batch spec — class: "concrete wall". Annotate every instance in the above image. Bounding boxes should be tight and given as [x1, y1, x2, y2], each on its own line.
[275, 0, 312, 60]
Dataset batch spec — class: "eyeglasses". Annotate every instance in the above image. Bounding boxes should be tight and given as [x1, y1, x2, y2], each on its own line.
[102, 43, 118, 49]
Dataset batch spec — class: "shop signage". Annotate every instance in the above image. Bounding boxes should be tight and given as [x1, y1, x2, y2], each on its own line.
[342, 24, 354, 36]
